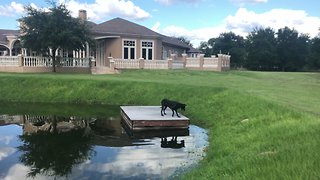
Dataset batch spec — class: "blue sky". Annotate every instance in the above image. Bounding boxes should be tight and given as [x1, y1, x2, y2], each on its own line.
[1, 0, 320, 47]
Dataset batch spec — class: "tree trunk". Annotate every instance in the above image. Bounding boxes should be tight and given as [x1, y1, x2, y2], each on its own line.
[52, 48, 57, 72]
[52, 56, 56, 72]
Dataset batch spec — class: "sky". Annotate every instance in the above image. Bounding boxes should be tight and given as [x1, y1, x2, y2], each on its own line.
[0, 0, 320, 47]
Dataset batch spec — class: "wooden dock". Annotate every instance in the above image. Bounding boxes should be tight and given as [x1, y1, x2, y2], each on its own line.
[120, 106, 189, 131]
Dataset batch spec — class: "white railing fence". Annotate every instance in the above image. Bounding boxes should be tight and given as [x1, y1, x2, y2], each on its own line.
[145, 60, 168, 69]
[1, 53, 230, 73]
[110, 54, 230, 71]
[113, 59, 140, 69]
[0, 56, 19, 66]
[0, 55, 90, 68]
[24, 56, 52, 67]
[61, 57, 90, 67]
[185, 58, 200, 68]
[172, 60, 185, 69]
[203, 57, 219, 68]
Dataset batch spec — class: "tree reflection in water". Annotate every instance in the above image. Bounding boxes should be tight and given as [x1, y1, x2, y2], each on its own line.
[0, 102, 207, 179]
[18, 117, 94, 178]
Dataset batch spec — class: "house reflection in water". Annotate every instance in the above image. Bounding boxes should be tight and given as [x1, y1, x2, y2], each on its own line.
[0, 112, 191, 178]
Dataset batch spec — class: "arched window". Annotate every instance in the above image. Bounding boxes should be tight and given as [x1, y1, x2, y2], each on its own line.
[11, 40, 22, 56]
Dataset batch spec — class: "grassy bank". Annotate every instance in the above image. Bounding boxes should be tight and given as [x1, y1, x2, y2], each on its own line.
[0, 70, 319, 179]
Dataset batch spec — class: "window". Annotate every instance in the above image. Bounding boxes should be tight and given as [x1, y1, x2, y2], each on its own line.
[141, 40, 154, 60]
[123, 40, 136, 59]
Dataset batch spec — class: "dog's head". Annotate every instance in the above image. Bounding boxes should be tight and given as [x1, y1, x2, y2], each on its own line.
[181, 104, 186, 111]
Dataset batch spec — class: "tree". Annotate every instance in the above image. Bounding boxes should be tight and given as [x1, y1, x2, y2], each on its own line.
[246, 27, 278, 71]
[19, 1, 93, 72]
[198, 32, 246, 68]
[210, 32, 246, 68]
[307, 37, 320, 70]
[18, 114, 93, 178]
[198, 41, 213, 57]
[177, 36, 193, 47]
[18, 129, 93, 178]
[276, 27, 309, 71]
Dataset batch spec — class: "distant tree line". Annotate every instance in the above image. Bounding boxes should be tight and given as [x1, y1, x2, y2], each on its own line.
[197, 27, 320, 71]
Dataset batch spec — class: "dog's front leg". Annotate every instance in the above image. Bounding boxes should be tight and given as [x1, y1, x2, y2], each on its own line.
[161, 106, 167, 116]
[175, 110, 181, 118]
[163, 107, 167, 115]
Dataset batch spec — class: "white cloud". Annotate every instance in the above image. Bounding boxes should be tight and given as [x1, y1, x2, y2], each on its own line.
[161, 25, 227, 47]
[155, 0, 265, 6]
[72, 125, 208, 179]
[2, 163, 50, 180]
[0, 136, 14, 145]
[231, 0, 268, 4]
[225, 8, 320, 37]
[3, 164, 29, 180]
[0, 2, 24, 17]
[0, 147, 17, 161]
[0, 1, 150, 22]
[151, 22, 161, 32]
[60, 0, 151, 22]
[158, 8, 320, 47]
[155, 0, 202, 5]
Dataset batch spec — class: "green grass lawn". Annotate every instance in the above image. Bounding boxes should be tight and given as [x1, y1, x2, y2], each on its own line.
[0, 70, 319, 179]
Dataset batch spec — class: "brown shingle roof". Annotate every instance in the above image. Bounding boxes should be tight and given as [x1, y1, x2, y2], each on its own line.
[91, 17, 193, 50]
[187, 46, 202, 53]
[92, 18, 160, 37]
[161, 35, 191, 49]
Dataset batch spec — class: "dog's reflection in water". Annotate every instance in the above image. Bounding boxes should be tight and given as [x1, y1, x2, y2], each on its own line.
[161, 136, 185, 149]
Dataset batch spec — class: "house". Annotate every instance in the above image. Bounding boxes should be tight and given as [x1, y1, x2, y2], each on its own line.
[0, 10, 230, 73]
[86, 13, 199, 67]
[1, 10, 199, 60]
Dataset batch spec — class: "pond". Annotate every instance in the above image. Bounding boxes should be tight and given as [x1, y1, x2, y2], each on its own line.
[0, 102, 208, 180]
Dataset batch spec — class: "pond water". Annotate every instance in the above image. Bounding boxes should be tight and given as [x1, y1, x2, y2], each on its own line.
[0, 102, 208, 180]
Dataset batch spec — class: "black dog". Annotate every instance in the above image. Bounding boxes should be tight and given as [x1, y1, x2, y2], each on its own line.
[161, 99, 186, 118]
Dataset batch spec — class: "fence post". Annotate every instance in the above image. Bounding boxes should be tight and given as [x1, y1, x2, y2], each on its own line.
[168, 54, 176, 69]
[182, 53, 187, 68]
[170, 54, 177, 60]
[227, 55, 231, 70]
[18, 54, 24, 67]
[90, 57, 96, 68]
[168, 59, 173, 69]
[139, 58, 145, 69]
[217, 54, 223, 72]
[110, 60, 115, 71]
[199, 54, 205, 69]
[106, 56, 113, 67]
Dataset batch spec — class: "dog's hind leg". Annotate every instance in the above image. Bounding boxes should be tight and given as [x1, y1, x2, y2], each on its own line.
[163, 106, 167, 115]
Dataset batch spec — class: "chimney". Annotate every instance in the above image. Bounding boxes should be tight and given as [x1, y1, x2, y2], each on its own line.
[78, 10, 87, 21]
